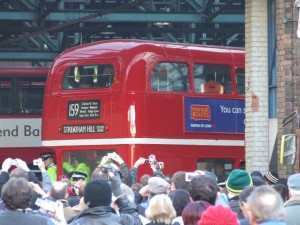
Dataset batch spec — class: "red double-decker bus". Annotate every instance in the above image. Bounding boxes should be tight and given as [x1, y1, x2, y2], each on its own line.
[0, 67, 51, 162]
[42, 40, 245, 180]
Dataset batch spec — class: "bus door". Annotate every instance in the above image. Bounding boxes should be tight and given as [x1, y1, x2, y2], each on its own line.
[54, 60, 118, 140]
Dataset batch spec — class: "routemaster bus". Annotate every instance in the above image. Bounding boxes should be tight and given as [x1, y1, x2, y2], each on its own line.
[0, 67, 51, 163]
[42, 40, 245, 180]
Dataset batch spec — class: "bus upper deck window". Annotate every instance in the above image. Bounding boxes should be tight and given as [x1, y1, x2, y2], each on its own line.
[63, 64, 114, 89]
[151, 62, 188, 92]
[236, 68, 245, 95]
[193, 64, 231, 94]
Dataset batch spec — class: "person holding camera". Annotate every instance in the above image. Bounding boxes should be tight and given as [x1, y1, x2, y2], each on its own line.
[39, 152, 57, 184]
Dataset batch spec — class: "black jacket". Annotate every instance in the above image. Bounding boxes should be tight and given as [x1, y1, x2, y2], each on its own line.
[0, 210, 54, 225]
[69, 206, 122, 225]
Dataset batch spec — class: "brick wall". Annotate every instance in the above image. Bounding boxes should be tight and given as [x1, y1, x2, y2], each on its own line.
[245, 0, 269, 173]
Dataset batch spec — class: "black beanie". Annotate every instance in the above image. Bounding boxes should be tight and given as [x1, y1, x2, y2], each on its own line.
[84, 180, 112, 207]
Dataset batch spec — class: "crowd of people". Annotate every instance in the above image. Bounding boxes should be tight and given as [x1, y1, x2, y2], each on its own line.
[0, 152, 299, 225]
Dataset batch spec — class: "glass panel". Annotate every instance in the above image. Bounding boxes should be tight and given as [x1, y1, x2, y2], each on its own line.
[197, 159, 233, 182]
[193, 64, 231, 94]
[236, 68, 245, 95]
[0, 78, 13, 114]
[17, 78, 45, 114]
[63, 64, 114, 89]
[62, 150, 116, 180]
[151, 62, 188, 92]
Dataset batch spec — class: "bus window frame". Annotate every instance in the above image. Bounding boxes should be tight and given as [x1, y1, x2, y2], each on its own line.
[234, 66, 245, 97]
[59, 58, 121, 93]
[0, 76, 45, 115]
[147, 59, 191, 94]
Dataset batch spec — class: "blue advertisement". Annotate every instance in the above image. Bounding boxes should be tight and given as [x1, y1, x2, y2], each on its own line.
[184, 97, 245, 133]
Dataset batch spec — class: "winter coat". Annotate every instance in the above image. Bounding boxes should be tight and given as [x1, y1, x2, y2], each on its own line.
[69, 206, 122, 225]
[228, 196, 244, 219]
[284, 198, 300, 225]
[0, 209, 55, 225]
[259, 220, 286, 225]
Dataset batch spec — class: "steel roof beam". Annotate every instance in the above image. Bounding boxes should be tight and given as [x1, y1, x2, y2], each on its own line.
[0, 51, 57, 61]
[0, 11, 244, 23]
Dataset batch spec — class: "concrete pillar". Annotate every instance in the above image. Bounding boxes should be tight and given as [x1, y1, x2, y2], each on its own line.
[245, 0, 269, 173]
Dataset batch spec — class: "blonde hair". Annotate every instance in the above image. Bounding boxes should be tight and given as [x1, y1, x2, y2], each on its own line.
[145, 194, 176, 224]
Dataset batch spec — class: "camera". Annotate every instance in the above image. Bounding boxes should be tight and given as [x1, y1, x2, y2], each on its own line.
[148, 154, 157, 165]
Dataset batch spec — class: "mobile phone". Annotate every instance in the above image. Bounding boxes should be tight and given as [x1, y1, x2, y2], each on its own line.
[35, 198, 56, 212]
[185, 172, 198, 182]
[10, 159, 17, 166]
[33, 158, 42, 166]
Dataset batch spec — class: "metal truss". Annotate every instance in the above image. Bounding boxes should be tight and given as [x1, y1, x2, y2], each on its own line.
[0, 0, 244, 63]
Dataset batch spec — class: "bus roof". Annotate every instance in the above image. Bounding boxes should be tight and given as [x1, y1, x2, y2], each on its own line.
[56, 39, 244, 61]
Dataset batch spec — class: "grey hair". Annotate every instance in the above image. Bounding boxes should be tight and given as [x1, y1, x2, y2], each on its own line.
[247, 185, 285, 222]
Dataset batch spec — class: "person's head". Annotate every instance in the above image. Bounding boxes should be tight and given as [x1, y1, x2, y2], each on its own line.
[226, 169, 253, 198]
[40, 152, 54, 168]
[250, 171, 264, 179]
[84, 179, 112, 207]
[239, 186, 255, 220]
[145, 194, 176, 224]
[182, 201, 210, 225]
[251, 176, 266, 186]
[272, 183, 289, 202]
[169, 189, 191, 217]
[140, 174, 150, 186]
[1, 177, 32, 210]
[198, 205, 239, 225]
[10, 168, 29, 180]
[50, 181, 68, 200]
[246, 185, 284, 223]
[144, 176, 170, 196]
[171, 171, 190, 191]
[71, 172, 88, 196]
[189, 175, 218, 204]
[287, 173, 300, 199]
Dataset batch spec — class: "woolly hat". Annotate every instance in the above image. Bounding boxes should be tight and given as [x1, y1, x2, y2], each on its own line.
[40, 152, 54, 161]
[264, 171, 279, 184]
[226, 169, 253, 194]
[198, 205, 239, 225]
[84, 180, 112, 207]
[141, 176, 170, 194]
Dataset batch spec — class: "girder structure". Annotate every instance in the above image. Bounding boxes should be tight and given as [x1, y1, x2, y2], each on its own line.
[0, 0, 244, 63]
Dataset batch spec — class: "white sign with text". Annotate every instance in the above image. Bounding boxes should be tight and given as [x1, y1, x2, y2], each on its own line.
[0, 118, 42, 147]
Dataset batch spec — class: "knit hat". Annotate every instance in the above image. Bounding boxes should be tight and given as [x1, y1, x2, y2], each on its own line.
[264, 171, 279, 184]
[84, 180, 112, 207]
[226, 169, 253, 194]
[198, 205, 239, 225]
[142, 176, 170, 194]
